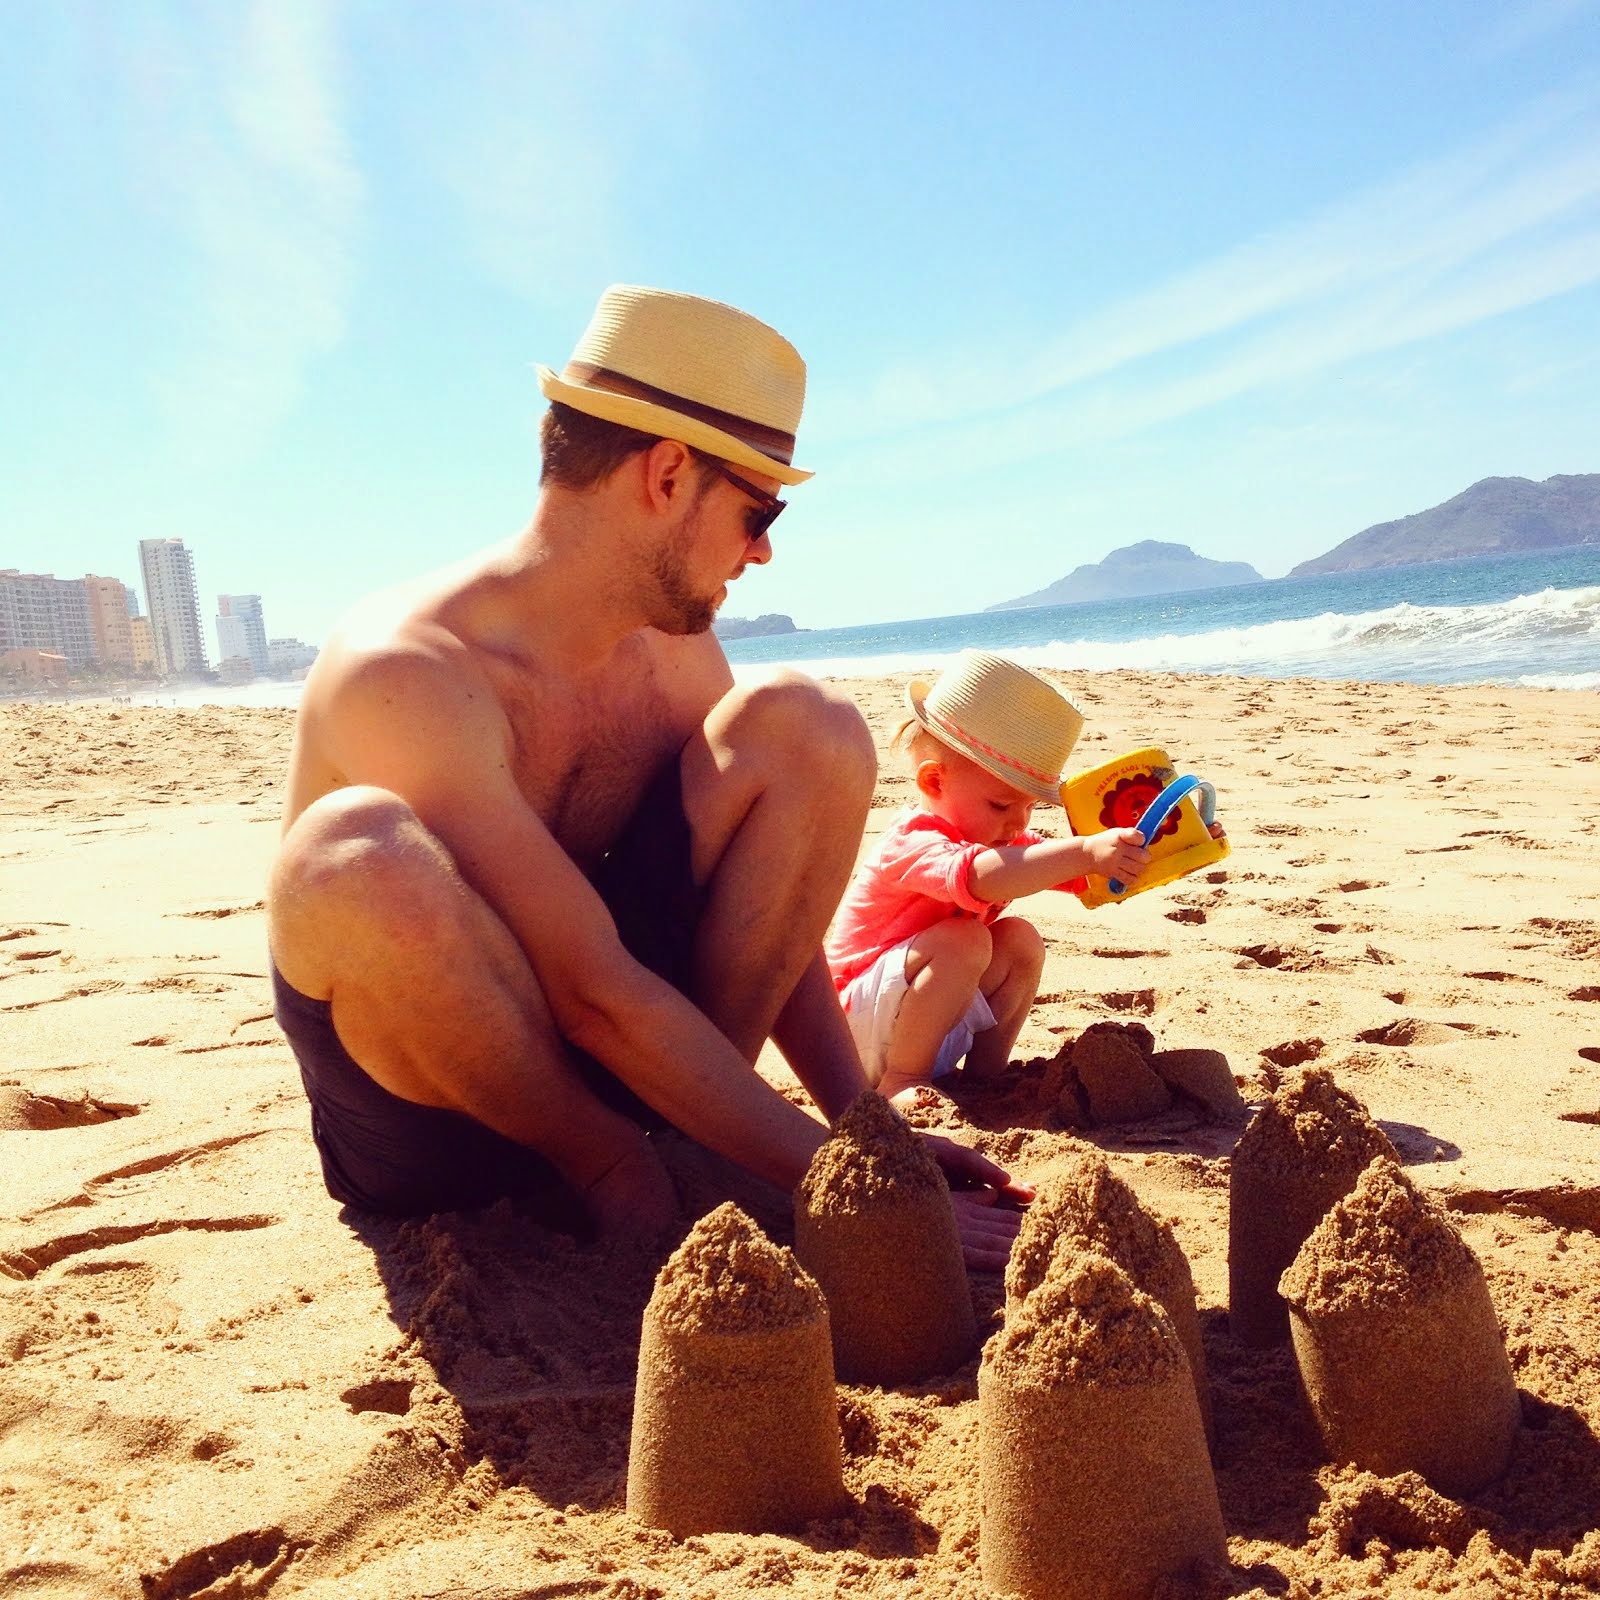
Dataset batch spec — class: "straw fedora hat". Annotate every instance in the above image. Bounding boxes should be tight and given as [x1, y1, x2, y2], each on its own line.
[537, 285, 812, 485]
[906, 650, 1084, 806]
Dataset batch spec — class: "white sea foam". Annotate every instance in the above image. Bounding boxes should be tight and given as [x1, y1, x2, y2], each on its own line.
[739, 584, 1600, 687]
[1513, 671, 1600, 690]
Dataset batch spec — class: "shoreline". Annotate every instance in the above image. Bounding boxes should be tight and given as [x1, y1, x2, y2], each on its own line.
[4, 673, 1599, 1596]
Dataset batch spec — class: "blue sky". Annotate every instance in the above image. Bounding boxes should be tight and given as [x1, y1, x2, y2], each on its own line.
[4, 1, 1598, 642]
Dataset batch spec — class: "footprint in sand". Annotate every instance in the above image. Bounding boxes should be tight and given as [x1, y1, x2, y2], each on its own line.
[1261, 1038, 1325, 1068]
[341, 1378, 415, 1417]
[0, 1086, 140, 1130]
[1, 979, 125, 1013]
[1165, 907, 1207, 925]
[141, 1528, 306, 1600]
[2, 1214, 280, 1281]
[1234, 945, 1339, 973]
[1355, 1018, 1488, 1048]
[169, 901, 267, 921]
[1097, 989, 1156, 1016]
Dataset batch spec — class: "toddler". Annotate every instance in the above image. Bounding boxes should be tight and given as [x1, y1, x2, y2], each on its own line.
[826, 650, 1152, 1106]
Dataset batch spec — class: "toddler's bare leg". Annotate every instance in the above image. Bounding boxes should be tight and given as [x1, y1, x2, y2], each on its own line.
[964, 916, 1046, 1079]
[876, 918, 994, 1103]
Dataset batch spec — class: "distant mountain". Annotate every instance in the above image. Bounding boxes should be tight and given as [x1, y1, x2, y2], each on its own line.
[713, 612, 800, 640]
[987, 540, 1264, 610]
[1291, 474, 1600, 577]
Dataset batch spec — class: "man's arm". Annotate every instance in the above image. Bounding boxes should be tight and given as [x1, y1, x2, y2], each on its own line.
[319, 641, 831, 1190]
[771, 952, 871, 1122]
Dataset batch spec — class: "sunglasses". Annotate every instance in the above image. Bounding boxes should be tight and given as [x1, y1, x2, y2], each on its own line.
[692, 451, 786, 540]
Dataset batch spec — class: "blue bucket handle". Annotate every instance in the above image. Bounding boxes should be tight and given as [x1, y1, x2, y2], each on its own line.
[1107, 774, 1218, 897]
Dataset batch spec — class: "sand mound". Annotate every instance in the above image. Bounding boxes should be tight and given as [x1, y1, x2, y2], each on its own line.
[648, 1199, 824, 1335]
[796, 1088, 946, 1212]
[794, 1093, 974, 1385]
[980, 1252, 1224, 1598]
[1005, 1152, 1211, 1436]
[1066, 1020, 1172, 1123]
[1229, 1066, 1397, 1345]
[627, 1204, 845, 1536]
[1281, 1159, 1521, 1495]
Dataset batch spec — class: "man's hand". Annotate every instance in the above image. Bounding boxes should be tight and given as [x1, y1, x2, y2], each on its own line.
[580, 1133, 679, 1241]
[921, 1133, 1035, 1274]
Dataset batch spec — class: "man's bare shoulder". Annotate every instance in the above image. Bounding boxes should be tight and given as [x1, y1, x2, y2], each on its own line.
[284, 582, 512, 825]
[309, 588, 492, 723]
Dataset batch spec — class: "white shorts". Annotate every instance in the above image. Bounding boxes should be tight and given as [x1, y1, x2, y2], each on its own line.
[839, 935, 996, 1083]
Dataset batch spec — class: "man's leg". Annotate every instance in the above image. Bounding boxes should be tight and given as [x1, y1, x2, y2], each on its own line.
[268, 786, 676, 1231]
[679, 672, 876, 1072]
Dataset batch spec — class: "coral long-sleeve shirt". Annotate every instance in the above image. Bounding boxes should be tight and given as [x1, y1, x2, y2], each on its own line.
[825, 808, 1087, 991]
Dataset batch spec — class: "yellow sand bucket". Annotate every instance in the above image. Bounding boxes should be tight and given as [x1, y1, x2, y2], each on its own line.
[1061, 746, 1230, 910]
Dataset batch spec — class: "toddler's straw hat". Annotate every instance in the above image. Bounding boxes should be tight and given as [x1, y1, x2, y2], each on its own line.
[537, 285, 812, 484]
[906, 650, 1084, 806]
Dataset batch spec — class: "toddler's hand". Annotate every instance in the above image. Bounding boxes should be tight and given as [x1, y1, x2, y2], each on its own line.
[1086, 827, 1150, 884]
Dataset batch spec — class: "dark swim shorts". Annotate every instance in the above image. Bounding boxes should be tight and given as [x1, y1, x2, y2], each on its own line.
[273, 761, 703, 1220]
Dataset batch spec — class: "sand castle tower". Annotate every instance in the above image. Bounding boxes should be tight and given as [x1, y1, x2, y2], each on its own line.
[1280, 1158, 1521, 1496]
[627, 1203, 846, 1536]
[980, 1252, 1226, 1600]
[1228, 1067, 1397, 1346]
[1005, 1153, 1213, 1440]
[794, 1092, 976, 1386]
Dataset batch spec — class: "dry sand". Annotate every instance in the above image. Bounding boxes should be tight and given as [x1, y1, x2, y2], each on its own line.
[4, 670, 1600, 1598]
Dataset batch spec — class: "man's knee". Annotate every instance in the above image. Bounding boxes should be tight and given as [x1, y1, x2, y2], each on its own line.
[723, 671, 876, 800]
[270, 786, 458, 937]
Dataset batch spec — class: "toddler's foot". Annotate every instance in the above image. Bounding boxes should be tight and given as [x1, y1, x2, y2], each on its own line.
[877, 1073, 956, 1116]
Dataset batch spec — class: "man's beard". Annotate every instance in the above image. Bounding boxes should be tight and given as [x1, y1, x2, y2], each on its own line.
[646, 499, 720, 636]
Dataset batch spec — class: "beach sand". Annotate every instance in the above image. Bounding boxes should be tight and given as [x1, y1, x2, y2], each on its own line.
[4, 670, 1599, 1597]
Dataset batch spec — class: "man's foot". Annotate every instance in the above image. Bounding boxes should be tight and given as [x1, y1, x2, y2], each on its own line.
[580, 1136, 679, 1240]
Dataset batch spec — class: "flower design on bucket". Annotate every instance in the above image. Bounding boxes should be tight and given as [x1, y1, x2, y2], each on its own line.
[1100, 772, 1181, 841]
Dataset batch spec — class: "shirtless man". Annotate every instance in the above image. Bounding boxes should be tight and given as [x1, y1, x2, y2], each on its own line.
[267, 286, 1028, 1269]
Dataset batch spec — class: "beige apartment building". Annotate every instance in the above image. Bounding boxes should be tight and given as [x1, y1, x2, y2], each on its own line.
[0, 568, 95, 664]
[130, 615, 157, 673]
[85, 575, 137, 669]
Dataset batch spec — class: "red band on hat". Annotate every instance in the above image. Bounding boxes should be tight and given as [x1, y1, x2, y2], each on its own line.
[924, 704, 1060, 787]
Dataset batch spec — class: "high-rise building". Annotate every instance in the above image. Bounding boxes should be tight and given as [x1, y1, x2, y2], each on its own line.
[130, 616, 157, 673]
[0, 569, 95, 664]
[85, 576, 137, 669]
[267, 637, 319, 676]
[217, 593, 269, 673]
[138, 539, 207, 677]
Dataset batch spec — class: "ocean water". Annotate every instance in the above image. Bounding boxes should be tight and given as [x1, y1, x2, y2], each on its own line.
[723, 545, 1600, 692]
[101, 545, 1600, 712]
